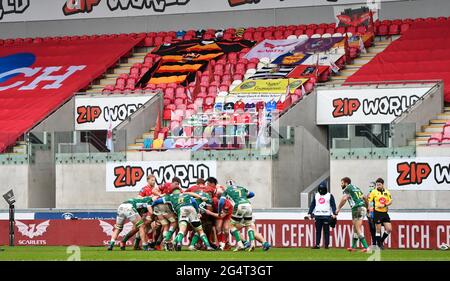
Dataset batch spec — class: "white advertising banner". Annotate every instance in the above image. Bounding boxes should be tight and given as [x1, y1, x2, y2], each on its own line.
[316, 87, 431, 125]
[244, 38, 308, 61]
[74, 94, 154, 130]
[0, 0, 399, 23]
[105, 161, 217, 192]
[388, 158, 450, 190]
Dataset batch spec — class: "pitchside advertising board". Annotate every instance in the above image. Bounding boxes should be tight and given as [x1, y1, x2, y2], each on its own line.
[388, 157, 450, 190]
[74, 95, 154, 130]
[316, 87, 432, 124]
[1, 212, 449, 249]
[0, 0, 399, 23]
[105, 161, 217, 192]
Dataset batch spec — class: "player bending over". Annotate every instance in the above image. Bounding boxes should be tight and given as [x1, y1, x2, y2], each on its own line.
[152, 178, 181, 251]
[218, 181, 270, 251]
[107, 196, 153, 251]
[152, 185, 214, 251]
[336, 177, 369, 252]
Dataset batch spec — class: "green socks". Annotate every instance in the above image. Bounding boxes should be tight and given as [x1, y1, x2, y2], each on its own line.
[190, 234, 200, 247]
[200, 234, 211, 248]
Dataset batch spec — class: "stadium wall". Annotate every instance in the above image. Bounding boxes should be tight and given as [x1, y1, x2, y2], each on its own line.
[1, 0, 450, 38]
[55, 151, 273, 209]
[0, 165, 29, 209]
[272, 92, 329, 207]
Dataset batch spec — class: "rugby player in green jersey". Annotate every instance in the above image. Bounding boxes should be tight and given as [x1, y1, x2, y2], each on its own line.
[152, 185, 214, 251]
[218, 181, 270, 252]
[107, 196, 153, 251]
[336, 177, 369, 252]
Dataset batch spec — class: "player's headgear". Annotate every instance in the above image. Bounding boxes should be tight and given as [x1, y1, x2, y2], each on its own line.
[318, 181, 328, 195]
[226, 180, 235, 186]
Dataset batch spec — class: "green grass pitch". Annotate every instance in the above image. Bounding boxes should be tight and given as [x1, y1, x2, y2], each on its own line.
[0, 246, 449, 261]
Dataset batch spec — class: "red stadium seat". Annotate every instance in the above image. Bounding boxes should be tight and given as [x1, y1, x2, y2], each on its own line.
[315, 28, 325, 35]
[143, 37, 154, 47]
[356, 26, 367, 35]
[326, 27, 336, 34]
[335, 26, 346, 34]
[294, 29, 305, 36]
[388, 24, 400, 35]
[377, 25, 389, 36]
[346, 26, 357, 34]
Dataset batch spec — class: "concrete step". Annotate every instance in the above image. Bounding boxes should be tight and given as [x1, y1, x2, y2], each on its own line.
[99, 78, 117, 86]
[344, 64, 361, 70]
[91, 84, 106, 89]
[127, 144, 143, 150]
[114, 67, 131, 74]
[13, 145, 27, 154]
[330, 76, 348, 81]
[85, 89, 102, 94]
[142, 132, 153, 139]
[104, 73, 120, 79]
[436, 113, 450, 120]
[423, 125, 444, 133]
[135, 47, 154, 53]
[132, 52, 147, 58]
[136, 138, 144, 144]
[339, 69, 358, 75]
[430, 119, 449, 125]
[127, 57, 144, 64]
[416, 132, 433, 138]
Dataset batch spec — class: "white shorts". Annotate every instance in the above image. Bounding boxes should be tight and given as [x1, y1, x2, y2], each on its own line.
[231, 203, 253, 226]
[153, 203, 174, 216]
[116, 203, 139, 227]
[178, 206, 200, 224]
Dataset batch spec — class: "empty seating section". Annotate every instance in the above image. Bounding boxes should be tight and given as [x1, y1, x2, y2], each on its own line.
[3, 17, 446, 152]
[95, 21, 378, 150]
[346, 20, 450, 103]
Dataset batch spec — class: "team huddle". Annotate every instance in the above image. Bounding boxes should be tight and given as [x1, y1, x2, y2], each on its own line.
[107, 176, 271, 252]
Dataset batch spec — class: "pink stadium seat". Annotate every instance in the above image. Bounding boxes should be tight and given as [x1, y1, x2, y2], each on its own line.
[428, 133, 442, 145]
[163, 98, 171, 106]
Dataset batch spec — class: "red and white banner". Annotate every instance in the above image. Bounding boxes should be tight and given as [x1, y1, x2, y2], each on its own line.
[106, 161, 217, 192]
[0, 38, 140, 152]
[388, 157, 450, 190]
[75, 95, 155, 130]
[316, 87, 432, 125]
[1, 214, 449, 249]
